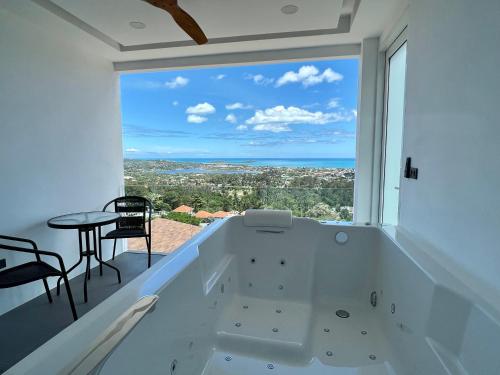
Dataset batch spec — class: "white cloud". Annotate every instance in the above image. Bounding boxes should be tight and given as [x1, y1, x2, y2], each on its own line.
[236, 125, 248, 131]
[186, 102, 216, 115]
[225, 102, 252, 110]
[165, 76, 189, 89]
[245, 74, 274, 86]
[246, 105, 351, 127]
[253, 124, 291, 133]
[225, 113, 237, 124]
[172, 100, 179, 106]
[187, 115, 208, 123]
[327, 98, 341, 109]
[215, 74, 226, 80]
[125, 148, 140, 153]
[275, 65, 343, 87]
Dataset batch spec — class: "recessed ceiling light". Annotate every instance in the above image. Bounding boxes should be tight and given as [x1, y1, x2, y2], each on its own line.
[281, 4, 299, 15]
[129, 21, 146, 29]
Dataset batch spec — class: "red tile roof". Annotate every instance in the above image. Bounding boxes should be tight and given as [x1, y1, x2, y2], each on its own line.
[211, 210, 231, 218]
[195, 210, 213, 219]
[128, 218, 201, 254]
[173, 205, 193, 213]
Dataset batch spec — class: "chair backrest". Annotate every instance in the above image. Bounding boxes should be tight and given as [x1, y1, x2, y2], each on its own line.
[103, 196, 152, 231]
[0, 235, 41, 263]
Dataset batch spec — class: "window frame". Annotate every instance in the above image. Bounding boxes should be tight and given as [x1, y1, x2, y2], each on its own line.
[379, 28, 408, 225]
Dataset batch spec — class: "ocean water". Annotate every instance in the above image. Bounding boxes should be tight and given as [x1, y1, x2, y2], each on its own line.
[159, 158, 356, 169]
[159, 168, 257, 175]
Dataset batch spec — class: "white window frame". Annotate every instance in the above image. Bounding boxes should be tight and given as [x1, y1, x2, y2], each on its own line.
[379, 28, 408, 225]
[118, 45, 365, 224]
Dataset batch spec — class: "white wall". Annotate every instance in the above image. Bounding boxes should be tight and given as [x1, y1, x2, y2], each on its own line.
[0, 5, 124, 314]
[400, 0, 500, 297]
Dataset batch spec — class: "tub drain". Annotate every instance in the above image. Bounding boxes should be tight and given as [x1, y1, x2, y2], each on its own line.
[336, 309, 350, 318]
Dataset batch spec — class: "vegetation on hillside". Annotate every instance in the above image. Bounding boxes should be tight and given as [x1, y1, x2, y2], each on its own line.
[124, 160, 354, 222]
[161, 212, 201, 226]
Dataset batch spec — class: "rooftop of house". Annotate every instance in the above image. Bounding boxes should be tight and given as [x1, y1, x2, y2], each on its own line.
[172, 205, 193, 213]
[128, 218, 201, 253]
[211, 211, 231, 218]
[195, 210, 213, 219]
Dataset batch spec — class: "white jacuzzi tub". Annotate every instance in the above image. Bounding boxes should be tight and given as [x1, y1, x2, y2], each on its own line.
[6, 215, 500, 374]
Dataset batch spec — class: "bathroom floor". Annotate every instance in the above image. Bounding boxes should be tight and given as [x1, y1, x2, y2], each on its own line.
[203, 296, 396, 374]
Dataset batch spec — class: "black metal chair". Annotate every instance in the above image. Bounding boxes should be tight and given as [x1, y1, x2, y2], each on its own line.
[99, 196, 153, 269]
[0, 235, 78, 320]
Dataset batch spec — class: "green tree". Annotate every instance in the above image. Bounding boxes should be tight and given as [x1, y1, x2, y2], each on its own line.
[190, 194, 204, 211]
[307, 202, 333, 218]
[339, 208, 352, 221]
[163, 212, 201, 226]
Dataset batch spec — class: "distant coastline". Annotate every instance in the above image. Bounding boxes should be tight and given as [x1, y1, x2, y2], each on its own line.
[125, 157, 356, 169]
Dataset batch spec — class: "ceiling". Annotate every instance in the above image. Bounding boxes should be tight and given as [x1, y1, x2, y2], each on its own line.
[50, 0, 347, 46]
[2, 0, 408, 67]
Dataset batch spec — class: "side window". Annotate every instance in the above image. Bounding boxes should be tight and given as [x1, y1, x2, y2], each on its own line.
[381, 39, 407, 225]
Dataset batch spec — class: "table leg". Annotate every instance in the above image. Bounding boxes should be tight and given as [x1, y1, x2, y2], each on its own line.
[56, 229, 84, 296]
[98, 227, 103, 276]
[93, 228, 121, 284]
[83, 229, 91, 303]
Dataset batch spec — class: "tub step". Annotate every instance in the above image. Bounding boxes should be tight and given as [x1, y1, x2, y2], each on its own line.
[202, 351, 396, 375]
[216, 295, 312, 360]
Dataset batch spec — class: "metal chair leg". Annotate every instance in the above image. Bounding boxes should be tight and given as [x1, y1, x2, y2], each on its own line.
[61, 273, 78, 320]
[112, 239, 117, 260]
[42, 278, 53, 303]
[146, 235, 152, 268]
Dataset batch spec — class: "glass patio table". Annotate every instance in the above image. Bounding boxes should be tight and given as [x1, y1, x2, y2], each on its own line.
[47, 211, 122, 302]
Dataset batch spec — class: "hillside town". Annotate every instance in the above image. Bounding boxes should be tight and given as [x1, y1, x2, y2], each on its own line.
[125, 159, 355, 253]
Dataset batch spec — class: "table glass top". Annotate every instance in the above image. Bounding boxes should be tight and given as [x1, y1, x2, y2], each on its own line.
[48, 211, 120, 228]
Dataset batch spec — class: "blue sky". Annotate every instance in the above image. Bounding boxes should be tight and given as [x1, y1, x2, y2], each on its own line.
[120, 58, 359, 159]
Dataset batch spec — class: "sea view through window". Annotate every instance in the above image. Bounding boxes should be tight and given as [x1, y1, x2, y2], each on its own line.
[121, 59, 359, 253]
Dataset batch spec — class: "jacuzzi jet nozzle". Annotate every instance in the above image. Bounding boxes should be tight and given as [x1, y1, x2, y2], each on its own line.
[336, 309, 350, 318]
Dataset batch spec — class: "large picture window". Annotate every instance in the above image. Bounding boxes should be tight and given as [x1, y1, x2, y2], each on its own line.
[120, 59, 359, 253]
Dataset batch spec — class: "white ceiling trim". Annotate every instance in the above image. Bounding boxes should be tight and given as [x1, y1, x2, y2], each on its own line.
[114, 43, 361, 72]
[32, 0, 357, 52]
[122, 15, 352, 51]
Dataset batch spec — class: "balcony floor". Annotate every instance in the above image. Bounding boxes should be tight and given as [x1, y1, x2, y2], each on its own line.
[0, 252, 164, 373]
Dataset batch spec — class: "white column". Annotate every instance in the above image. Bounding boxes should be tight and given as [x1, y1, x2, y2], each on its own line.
[354, 37, 381, 224]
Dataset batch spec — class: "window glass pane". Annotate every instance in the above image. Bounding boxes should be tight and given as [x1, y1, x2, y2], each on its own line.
[120, 59, 359, 254]
[382, 43, 407, 225]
